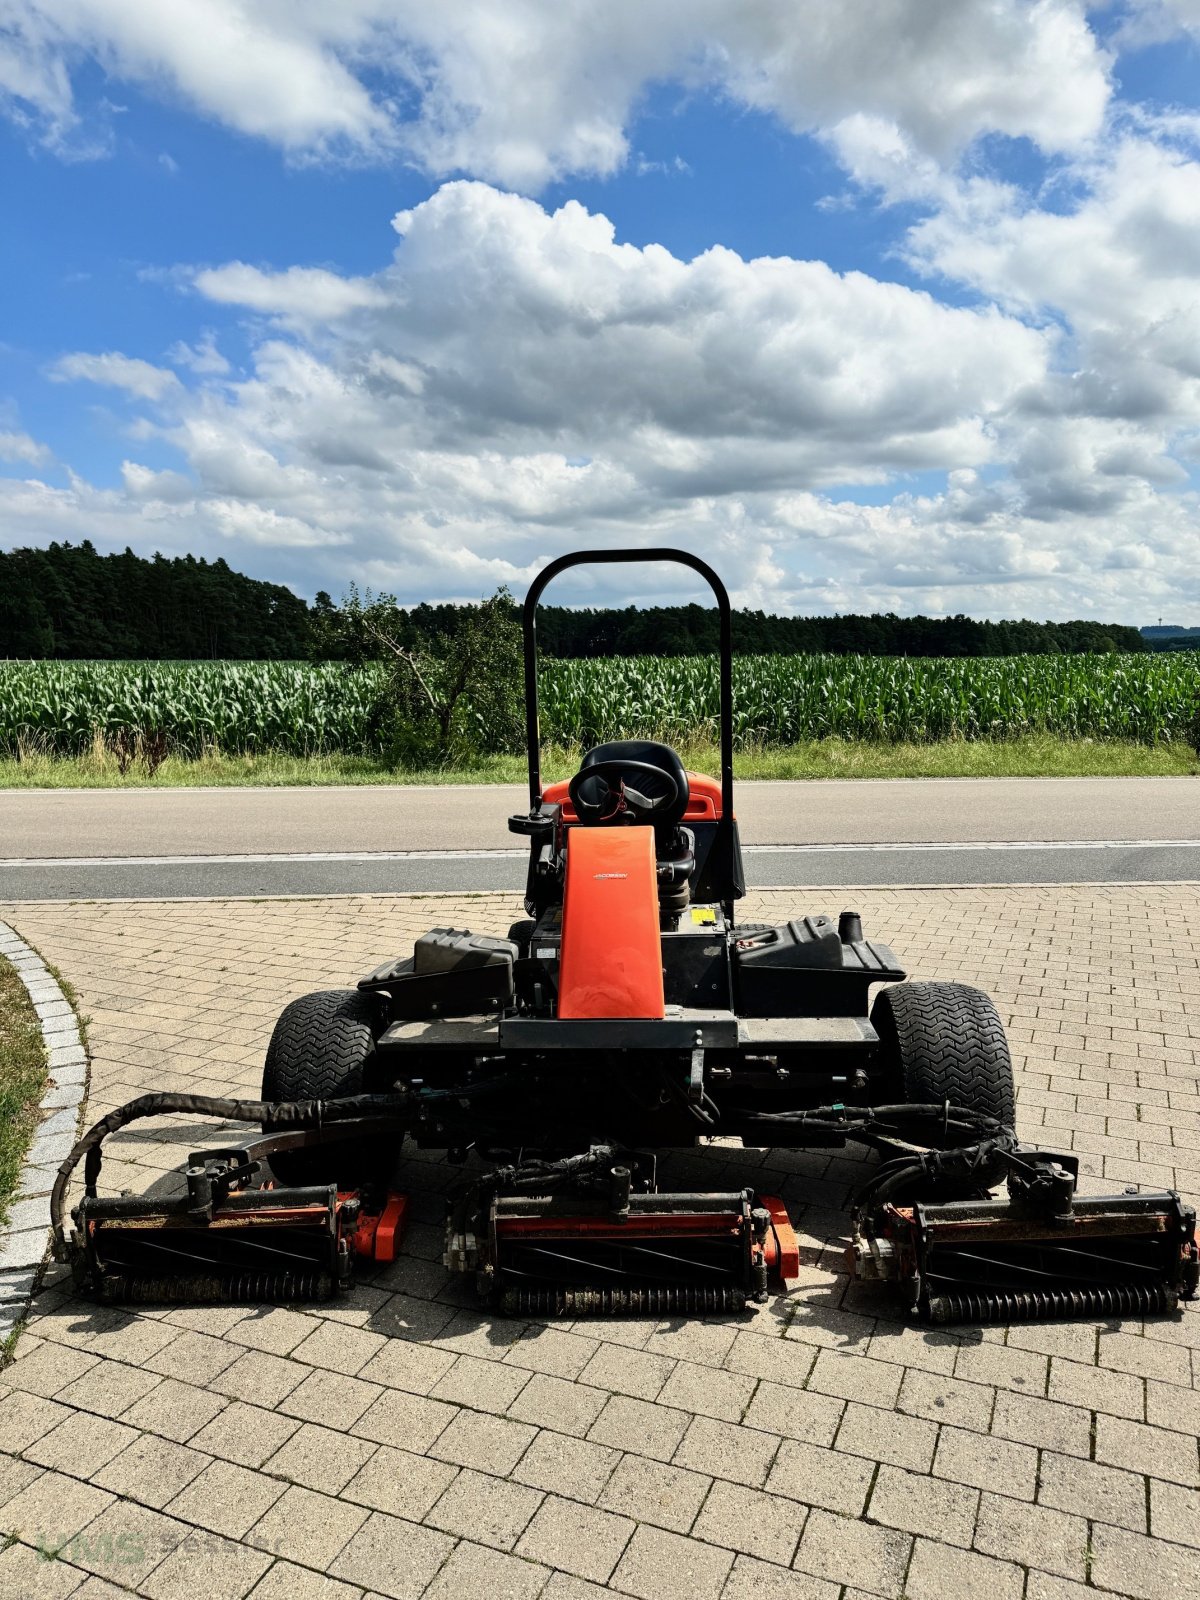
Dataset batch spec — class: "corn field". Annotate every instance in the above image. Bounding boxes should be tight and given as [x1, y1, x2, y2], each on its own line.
[0, 662, 382, 757]
[543, 652, 1200, 746]
[0, 653, 1197, 758]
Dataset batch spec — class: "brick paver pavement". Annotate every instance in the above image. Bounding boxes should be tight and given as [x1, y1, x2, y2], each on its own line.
[0, 884, 1198, 1600]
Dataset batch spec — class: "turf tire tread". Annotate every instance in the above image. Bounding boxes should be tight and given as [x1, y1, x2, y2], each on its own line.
[872, 979, 1015, 1129]
[261, 989, 389, 1186]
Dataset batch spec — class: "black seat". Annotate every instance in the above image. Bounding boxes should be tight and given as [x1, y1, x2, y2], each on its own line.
[577, 740, 690, 830]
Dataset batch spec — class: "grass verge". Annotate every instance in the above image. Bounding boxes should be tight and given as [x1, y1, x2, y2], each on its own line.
[0, 955, 49, 1231]
[0, 735, 1195, 788]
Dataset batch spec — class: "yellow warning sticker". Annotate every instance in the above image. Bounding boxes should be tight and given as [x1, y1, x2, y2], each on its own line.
[690, 907, 718, 925]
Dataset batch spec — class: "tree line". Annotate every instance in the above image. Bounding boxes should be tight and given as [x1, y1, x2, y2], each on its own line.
[1143, 632, 1200, 653]
[524, 602, 1146, 658]
[0, 541, 311, 659]
[0, 541, 1147, 659]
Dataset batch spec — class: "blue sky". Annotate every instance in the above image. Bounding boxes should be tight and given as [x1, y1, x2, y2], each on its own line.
[3, 2, 1200, 622]
[3, 79, 920, 463]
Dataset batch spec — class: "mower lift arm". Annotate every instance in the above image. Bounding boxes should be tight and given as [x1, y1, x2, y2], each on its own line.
[50, 1088, 414, 1255]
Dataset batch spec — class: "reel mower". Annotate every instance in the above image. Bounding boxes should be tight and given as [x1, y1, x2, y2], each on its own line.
[53, 548, 1198, 1325]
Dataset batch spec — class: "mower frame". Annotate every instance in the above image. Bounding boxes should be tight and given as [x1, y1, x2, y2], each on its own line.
[54, 547, 1200, 1324]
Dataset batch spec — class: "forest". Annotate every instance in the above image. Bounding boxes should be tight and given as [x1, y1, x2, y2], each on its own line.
[0, 540, 1148, 659]
[0, 541, 311, 659]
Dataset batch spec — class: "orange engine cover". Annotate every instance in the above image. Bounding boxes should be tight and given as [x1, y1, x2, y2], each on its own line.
[557, 827, 665, 1019]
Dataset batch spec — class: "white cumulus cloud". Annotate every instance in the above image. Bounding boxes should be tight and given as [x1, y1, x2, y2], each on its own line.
[0, 430, 52, 466]
[48, 350, 182, 401]
[9, 18, 1200, 627]
[30, 180, 1188, 619]
[1, 0, 392, 158]
[193, 263, 388, 324]
[167, 332, 230, 375]
[120, 461, 194, 501]
[2, 0, 1111, 184]
[372, 183, 1049, 481]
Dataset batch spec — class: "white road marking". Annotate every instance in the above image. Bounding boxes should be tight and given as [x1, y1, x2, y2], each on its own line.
[0, 849, 528, 866]
[2, 839, 1198, 868]
[755, 838, 1200, 853]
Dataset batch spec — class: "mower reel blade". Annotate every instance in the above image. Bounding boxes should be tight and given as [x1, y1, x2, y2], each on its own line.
[849, 1187, 1199, 1325]
[454, 1183, 801, 1318]
[73, 1177, 408, 1307]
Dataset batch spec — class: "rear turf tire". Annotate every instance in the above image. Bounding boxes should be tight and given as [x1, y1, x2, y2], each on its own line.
[261, 989, 394, 1188]
[871, 980, 1016, 1130]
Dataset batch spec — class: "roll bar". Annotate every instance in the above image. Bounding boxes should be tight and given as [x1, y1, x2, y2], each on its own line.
[522, 548, 734, 820]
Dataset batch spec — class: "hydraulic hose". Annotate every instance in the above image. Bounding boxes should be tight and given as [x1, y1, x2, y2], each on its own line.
[732, 1100, 1019, 1206]
[474, 1144, 621, 1194]
[50, 1089, 414, 1251]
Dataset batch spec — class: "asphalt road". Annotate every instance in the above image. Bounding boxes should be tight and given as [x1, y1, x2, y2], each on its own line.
[0, 777, 1197, 899]
[4, 776, 1200, 857]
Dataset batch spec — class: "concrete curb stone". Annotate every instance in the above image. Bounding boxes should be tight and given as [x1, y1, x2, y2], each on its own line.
[0, 919, 89, 1347]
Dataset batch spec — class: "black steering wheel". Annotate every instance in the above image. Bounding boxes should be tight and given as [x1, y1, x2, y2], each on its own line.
[568, 759, 680, 826]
